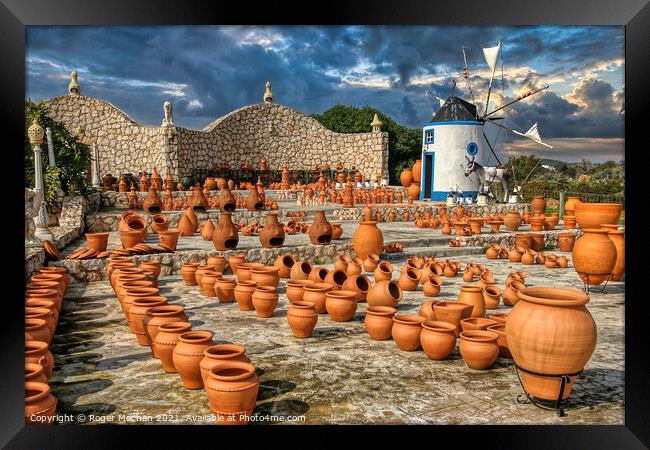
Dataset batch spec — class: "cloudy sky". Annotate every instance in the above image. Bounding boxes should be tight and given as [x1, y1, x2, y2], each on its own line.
[26, 26, 624, 163]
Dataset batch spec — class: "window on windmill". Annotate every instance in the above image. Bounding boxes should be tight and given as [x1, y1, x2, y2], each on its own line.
[466, 142, 478, 156]
[425, 130, 434, 144]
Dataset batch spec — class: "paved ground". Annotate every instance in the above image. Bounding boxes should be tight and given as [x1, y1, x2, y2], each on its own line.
[48, 238, 624, 425]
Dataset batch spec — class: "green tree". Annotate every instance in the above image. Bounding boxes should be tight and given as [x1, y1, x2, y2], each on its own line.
[507, 154, 542, 185]
[311, 105, 421, 184]
[25, 100, 93, 208]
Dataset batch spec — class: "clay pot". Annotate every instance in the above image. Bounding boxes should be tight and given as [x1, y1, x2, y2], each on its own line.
[502, 280, 526, 307]
[123, 212, 148, 238]
[286, 261, 311, 282]
[212, 212, 239, 251]
[485, 244, 499, 260]
[340, 275, 371, 302]
[421, 321, 457, 360]
[362, 253, 380, 273]
[364, 306, 397, 340]
[200, 344, 250, 384]
[259, 213, 285, 248]
[555, 233, 576, 253]
[531, 195, 546, 216]
[285, 280, 315, 304]
[373, 261, 393, 282]
[573, 229, 617, 285]
[508, 248, 523, 263]
[178, 210, 198, 237]
[144, 305, 189, 353]
[412, 160, 422, 183]
[214, 277, 237, 303]
[460, 317, 498, 333]
[564, 196, 582, 216]
[308, 267, 329, 283]
[274, 255, 296, 278]
[503, 212, 521, 231]
[487, 324, 511, 358]
[37, 267, 70, 289]
[219, 189, 236, 212]
[563, 215, 577, 230]
[488, 313, 509, 325]
[400, 168, 414, 187]
[398, 268, 420, 291]
[483, 285, 501, 309]
[206, 256, 227, 274]
[25, 362, 48, 384]
[574, 202, 623, 230]
[120, 230, 143, 249]
[85, 232, 109, 252]
[391, 314, 425, 351]
[25, 308, 55, 337]
[308, 211, 333, 245]
[515, 233, 533, 250]
[228, 254, 246, 275]
[287, 302, 319, 337]
[346, 257, 363, 276]
[528, 233, 543, 252]
[325, 290, 358, 322]
[200, 273, 222, 297]
[407, 182, 420, 201]
[521, 252, 535, 265]
[232, 281, 256, 310]
[204, 361, 259, 425]
[173, 331, 216, 389]
[25, 341, 54, 379]
[432, 301, 473, 336]
[158, 230, 180, 250]
[367, 280, 402, 308]
[200, 218, 215, 240]
[459, 330, 499, 370]
[352, 221, 384, 260]
[25, 382, 57, 425]
[248, 267, 279, 289]
[143, 187, 163, 214]
[303, 282, 334, 314]
[25, 299, 58, 325]
[506, 287, 596, 400]
[152, 321, 193, 372]
[140, 260, 161, 278]
[128, 296, 169, 345]
[608, 230, 625, 281]
[245, 187, 264, 211]
[457, 285, 486, 318]
[323, 269, 348, 290]
[331, 224, 343, 241]
[418, 300, 439, 320]
[25, 318, 51, 345]
[251, 286, 279, 318]
[557, 255, 569, 268]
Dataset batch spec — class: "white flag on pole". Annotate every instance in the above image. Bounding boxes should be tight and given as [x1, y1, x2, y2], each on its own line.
[482, 42, 502, 72]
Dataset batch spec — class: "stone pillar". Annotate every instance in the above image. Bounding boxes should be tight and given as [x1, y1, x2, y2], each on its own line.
[45, 127, 56, 165]
[91, 143, 101, 187]
[28, 119, 53, 241]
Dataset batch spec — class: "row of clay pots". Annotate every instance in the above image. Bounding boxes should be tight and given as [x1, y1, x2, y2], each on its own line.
[487, 244, 571, 268]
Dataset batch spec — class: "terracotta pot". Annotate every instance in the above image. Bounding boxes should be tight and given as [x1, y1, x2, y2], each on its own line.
[207, 256, 227, 274]
[308, 267, 329, 283]
[506, 287, 596, 400]
[503, 280, 526, 307]
[212, 212, 239, 251]
[250, 267, 280, 288]
[483, 285, 501, 309]
[531, 195, 546, 215]
[25, 308, 56, 337]
[122, 286, 161, 319]
[290, 261, 313, 281]
[400, 168, 414, 187]
[25, 288, 61, 313]
[120, 230, 142, 249]
[325, 290, 358, 322]
[563, 215, 577, 230]
[364, 306, 397, 340]
[214, 277, 236, 303]
[556, 233, 575, 252]
[459, 330, 499, 370]
[352, 221, 384, 260]
[346, 258, 363, 276]
[391, 314, 425, 351]
[308, 211, 333, 245]
[608, 230, 625, 281]
[564, 196, 582, 216]
[235, 263, 264, 283]
[373, 261, 394, 282]
[251, 286, 278, 318]
[411, 160, 422, 183]
[527, 233, 543, 252]
[204, 361, 259, 425]
[228, 254, 246, 275]
[418, 300, 440, 320]
[152, 321, 193, 372]
[25, 382, 57, 425]
[367, 280, 402, 308]
[488, 312, 509, 325]
[515, 234, 533, 250]
[218, 189, 237, 212]
[574, 202, 623, 230]
[178, 212, 196, 237]
[25, 318, 51, 345]
[487, 324, 511, 358]
[421, 320, 457, 360]
[457, 285, 486, 318]
[25, 341, 54, 379]
[460, 317, 498, 333]
[245, 187, 264, 211]
[341, 275, 371, 302]
[173, 331, 216, 389]
[323, 269, 348, 290]
[85, 232, 109, 252]
[200, 344, 250, 384]
[398, 267, 420, 291]
[200, 218, 215, 240]
[557, 255, 569, 268]
[143, 187, 163, 214]
[521, 252, 535, 265]
[259, 213, 285, 248]
[158, 230, 180, 251]
[128, 296, 169, 345]
[25, 299, 58, 325]
[573, 229, 617, 285]
[144, 305, 189, 354]
[274, 255, 296, 278]
[287, 301, 319, 337]
[303, 282, 334, 313]
[25, 362, 48, 384]
[125, 213, 148, 238]
[503, 212, 522, 231]
[233, 281, 257, 310]
[284, 280, 313, 305]
[432, 301, 473, 336]
[508, 248, 523, 263]
[37, 267, 70, 289]
[331, 224, 343, 240]
[200, 273, 222, 297]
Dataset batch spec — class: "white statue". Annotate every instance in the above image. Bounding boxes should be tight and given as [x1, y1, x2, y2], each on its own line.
[162, 101, 174, 127]
[25, 188, 42, 245]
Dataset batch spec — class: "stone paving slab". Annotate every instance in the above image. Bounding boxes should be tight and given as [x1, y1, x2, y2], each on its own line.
[48, 251, 624, 425]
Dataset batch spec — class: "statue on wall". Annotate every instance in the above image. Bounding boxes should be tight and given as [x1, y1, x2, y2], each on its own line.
[162, 101, 174, 127]
[25, 188, 42, 245]
[68, 70, 80, 95]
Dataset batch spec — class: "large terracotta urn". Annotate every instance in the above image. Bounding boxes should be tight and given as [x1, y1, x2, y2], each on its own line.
[259, 213, 285, 248]
[212, 212, 239, 251]
[563, 196, 582, 216]
[308, 211, 333, 245]
[407, 183, 420, 201]
[506, 287, 597, 401]
[574, 203, 623, 229]
[400, 168, 414, 187]
[352, 221, 384, 259]
[573, 229, 617, 285]
[607, 229, 625, 281]
[531, 195, 546, 216]
[412, 160, 422, 183]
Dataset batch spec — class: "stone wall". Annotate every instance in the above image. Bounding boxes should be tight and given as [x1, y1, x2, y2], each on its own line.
[42, 96, 389, 181]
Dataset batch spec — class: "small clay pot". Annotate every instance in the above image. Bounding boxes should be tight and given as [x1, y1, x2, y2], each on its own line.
[144, 305, 189, 354]
[285, 280, 315, 304]
[287, 302, 319, 337]
[204, 361, 259, 425]
[303, 282, 335, 313]
[158, 230, 180, 251]
[290, 261, 313, 281]
[85, 232, 110, 252]
[325, 290, 358, 322]
[391, 314, 425, 351]
[373, 261, 394, 282]
[324, 269, 349, 290]
[503, 280, 526, 307]
[346, 257, 363, 276]
[152, 321, 193, 372]
[432, 301, 474, 337]
[362, 253, 380, 273]
[457, 285, 486, 318]
[340, 275, 371, 302]
[250, 267, 280, 288]
[233, 281, 257, 310]
[236, 263, 265, 282]
[25, 318, 51, 345]
[460, 317, 499, 333]
[418, 300, 440, 320]
[251, 286, 279, 318]
[459, 330, 499, 370]
[423, 275, 442, 297]
[200, 273, 222, 297]
[398, 268, 421, 291]
[207, 256, 228, 274]
[215, 277, 237, 303]
[308, 267, 329, 283]
[364, 306, 397, 340]
[25, 341, 54, 378]
[273, 254, 296, 278]
[421, 321, 457, 360]
[488, 312, 509, 325]
[173, 331, 216, 389]
[558, 233, 577, 252]
[200, 344, 250, 384]
[483, 285, 501, 309]
[25, 363, 48, 384]
[228, 254, 246, 275]
[367, 280, 402, 308]
[180, 263, 199, 285]
[151, 213, 170, 234]
[25, 382, 57, 425]
[128, 296, 169, 345]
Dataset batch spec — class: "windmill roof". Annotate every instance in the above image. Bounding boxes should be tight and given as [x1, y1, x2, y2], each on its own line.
[432, 96, 478, 122]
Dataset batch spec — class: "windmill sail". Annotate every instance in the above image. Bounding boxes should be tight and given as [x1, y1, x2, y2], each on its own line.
[512, 122, 554, 148]
[482, 43, 501, 73]
[436, 96, 447, 108]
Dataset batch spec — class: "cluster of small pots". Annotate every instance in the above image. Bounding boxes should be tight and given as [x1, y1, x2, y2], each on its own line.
[25, 266, 70, 424]
[108, 257, 259, 424]
[486, 243, 570, 269]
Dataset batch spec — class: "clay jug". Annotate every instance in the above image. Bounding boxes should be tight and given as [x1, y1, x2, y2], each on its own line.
[573, 229, 617, 285]
[250, 267, 280, 288]
[287, 302, 319, 337]
[259, 213, 285, 248]
[331, 223, 343, 240]
[308, 211, 333, 245]
[352, 221, 384, 259]
[362, 253, 380, 273]
[212, 212, 239, 251]
[204, 361, 260, 425]
[219, 189, 236, 212]
[290, 261, 313, 281]
[143, 187, 163, 214]
[228, 254, 246, 275]
[152, 321, 193, 372]
[373, 262, 393, 282]
[144, 305, 189, 353]
[173, 330, 216, 389]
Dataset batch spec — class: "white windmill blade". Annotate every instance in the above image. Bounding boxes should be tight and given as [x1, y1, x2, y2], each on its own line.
[512, 122, 554, 148]
[436, 96, 447, 108]
[482, 42, 502, 73]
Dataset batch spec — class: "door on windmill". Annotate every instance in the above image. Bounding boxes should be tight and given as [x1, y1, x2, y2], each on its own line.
[423, 153, 434, 200]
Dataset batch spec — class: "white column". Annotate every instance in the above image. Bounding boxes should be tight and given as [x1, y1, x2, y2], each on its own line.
[33, 143, 53, 240]
[91, 143, 101, 187]
[46, 127, 56, 165]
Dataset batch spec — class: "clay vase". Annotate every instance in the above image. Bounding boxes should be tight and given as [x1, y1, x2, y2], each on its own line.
[398, 268, 421, 291]
[531, 195, 546, 216]
[573, 229, 617, 285]
[503, 212, 522, 231]
[158, 230, 180, 250]
[85, 232, 109, 252]
[373, 262, 394, 282]
[308, 211, 333, 245]
[364, 306, 397, 340]
[564, 196, 582, 216]
[411, 160, 422, 183]
[251, 286, 279, 318]
[558, 233, 576, 252]
[502, 280, 526, 307]
[308, 267, 329, 283]
[325, 290, 358, 322]
[392, 314, 425, 351]
[25, 382, 57, 425]
[201, 218, 215, 241]
[212, 212, 239, 251]
[204, 361, 259, 425]
[214, 277, 237, 303]
[290, 261, 313, 281]
[362, 253, 380, 273]
[152, 321, 193, 372]
[173, 331, 216, 389]
[200, 344, 250, 384]
[346, 257, 363, 276]
[233, 281, 257, 310]
[219, 189, 236, 212]
[286, 280, 315, 304]
[144, 305, 189, 353]
[608, 230, 625, 281]
[367, 280, 402, 307]
[151, 214, 170, 234]
[421, 321, 457, 360]
[128, 297, 169, 345]
[250, 267, 280, 288]
[459, 330, 499, 370]
[303, 282, 334, 313]
[574, 202, 623, 229]
[432, 301, 474, 337]
[287, 302, 319, 337]
[353, 221, 384, 259]
[487, 324, 512, 358]
[506, 287, 597, 400]
[245, 187, 264, 211]
[274, 255, 296, 278]
[341, 275, 371, 302]
[228, 254, 246, 275]
[407, 182, 420, 201]
[25, 341, 54, 379]
[400, 168, 414, 187]
[259, 213, 285, 248]
[457, 285, 486, 318]
[323, 269, 349, 290]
